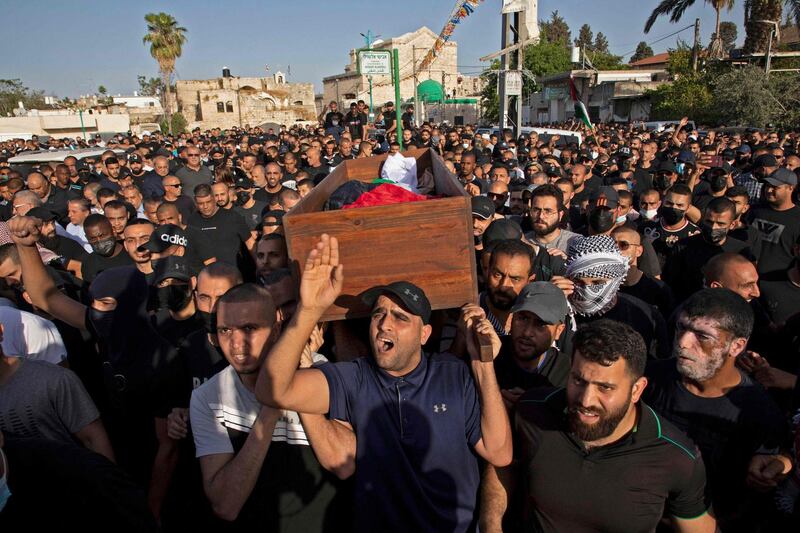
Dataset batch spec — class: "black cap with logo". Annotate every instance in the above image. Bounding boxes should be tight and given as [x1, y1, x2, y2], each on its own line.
[362, 281, 432, 324]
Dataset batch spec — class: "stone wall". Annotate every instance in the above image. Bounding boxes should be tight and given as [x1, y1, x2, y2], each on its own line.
[174, 74, 316, 130]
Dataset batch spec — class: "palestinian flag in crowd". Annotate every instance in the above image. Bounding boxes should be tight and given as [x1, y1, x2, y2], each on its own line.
[569, 76, 593, 130]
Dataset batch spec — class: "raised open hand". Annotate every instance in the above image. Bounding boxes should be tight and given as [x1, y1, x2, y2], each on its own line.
[300, 234, 344, 315]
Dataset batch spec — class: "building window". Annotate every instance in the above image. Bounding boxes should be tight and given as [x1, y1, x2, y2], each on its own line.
[293, 100, 304, 106]
[216, 102, 225, 113]
[149, 102, 155, 107]
[226, 101, 234, 113]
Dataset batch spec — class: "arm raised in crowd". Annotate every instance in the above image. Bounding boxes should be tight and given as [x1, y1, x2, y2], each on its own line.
[8, 216, 87, 331]
[256, 234, 342, 415]
[462, 305, 513, 467]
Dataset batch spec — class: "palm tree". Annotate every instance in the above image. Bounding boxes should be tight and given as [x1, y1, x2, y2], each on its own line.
[142, 12, 187, 131]
[644, 0, 735, 58]
[742, 0, 800, 52]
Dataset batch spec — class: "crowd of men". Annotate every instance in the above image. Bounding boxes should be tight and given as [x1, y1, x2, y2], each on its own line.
[0, 104, 800, 532]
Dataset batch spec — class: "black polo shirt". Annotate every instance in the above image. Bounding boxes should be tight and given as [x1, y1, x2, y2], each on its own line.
[514, 388, 708, 533]
[319, 353, 483, 533]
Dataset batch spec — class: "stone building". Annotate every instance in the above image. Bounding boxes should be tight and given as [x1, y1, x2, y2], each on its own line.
[322, 26, 484, 118]
[172, 69, 317, 130]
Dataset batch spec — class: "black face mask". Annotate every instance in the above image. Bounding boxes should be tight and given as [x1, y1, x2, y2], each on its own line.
[588, 207, 615, 234]
[709, 174, 728, 193]
[653, 173, 672, 192]
[235, 191, 251, 206]
[87, 308, 115, 340]
[701, 223, 728, 244]
[91, 237, 117, 257]
[197, 310, 215, 334]
[156, 284, 192, 312]
[658, 205, 685, 226]
[40, 234, 59, 250]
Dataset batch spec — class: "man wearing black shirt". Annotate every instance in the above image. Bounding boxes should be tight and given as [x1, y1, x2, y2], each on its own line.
[641, 184, 699, 267]
[664, 197, 751, 303]
[321, 101, 344, 141]
[645, 289, 788, 531]
[232, 174, 267, 232]
[613, 226, 674, 318]
[187, 184, 253, 267]
[401, 104, 415, 131]
[258, 162, 287, 206]
[81, 213, 134, 283]
[569, 164, 599, 207]
[492, 282, 569, 406]
[759, 240, 800, 327]
[26, 171, 69, 225]
[748, 168, 800, 277]
[481, 320, 714, 533]
[344, 103, 367, 141]
[27, 207, 87, 277]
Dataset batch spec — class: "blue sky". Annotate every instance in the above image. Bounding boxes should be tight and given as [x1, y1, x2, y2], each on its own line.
[3, 0, 746, 98]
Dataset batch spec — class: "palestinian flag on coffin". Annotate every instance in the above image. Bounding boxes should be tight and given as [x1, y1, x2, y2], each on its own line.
[569, 75, 593, 130]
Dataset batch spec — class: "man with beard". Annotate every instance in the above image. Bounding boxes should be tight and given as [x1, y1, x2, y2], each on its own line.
[645, 289, 788, 531]
[80, 213, 133, 283]
[487, 181, 510, 215]
[26, 207, 87, 277]
[491, 282, 569, 408]
[129, 153, 164, 199]
[524, 185, 578, 253]
[481, 319, 714, 533]
[258, 162, 287, 205]
[479, 239, 536, 337]
[256, 235, 511, 533]
[664, 198, 751, 303]
[255, 234, 288, 281]
[211, 182, 234, 210]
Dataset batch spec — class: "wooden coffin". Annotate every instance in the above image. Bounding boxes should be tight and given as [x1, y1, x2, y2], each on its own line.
[283, 148, 477, 322]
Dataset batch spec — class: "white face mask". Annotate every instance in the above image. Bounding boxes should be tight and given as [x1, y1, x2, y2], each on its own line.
[640, 208, 658, 220]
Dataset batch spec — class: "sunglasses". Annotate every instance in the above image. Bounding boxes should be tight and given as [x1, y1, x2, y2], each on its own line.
[165, 183, 182, 188]
[615, 240, 640, 251]
[487, 192, 507, 200]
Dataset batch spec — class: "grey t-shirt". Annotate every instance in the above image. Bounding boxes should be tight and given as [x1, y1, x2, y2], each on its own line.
[0, 357, 99, 443]
[526, 228, 580, 254]
[175, 165, 213, 193]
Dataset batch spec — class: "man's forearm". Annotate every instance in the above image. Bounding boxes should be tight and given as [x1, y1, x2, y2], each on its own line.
[472, 361, 513, 465]
[256, 305, 321, 406]
[480, 464, 512, 533]
[298, 414, 356, 479]
[206, 409, 279, 521]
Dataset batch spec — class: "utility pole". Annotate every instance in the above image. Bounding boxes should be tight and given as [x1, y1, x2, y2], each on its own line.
[361, 30, 378, 122]
[412, 46, 418, 126]
[765, 27, 774, 77]
[498, 12, 509, 130]
[512, 11, 522, 133]
[692, 18, 700, 72]
[441, 70, 446, 123]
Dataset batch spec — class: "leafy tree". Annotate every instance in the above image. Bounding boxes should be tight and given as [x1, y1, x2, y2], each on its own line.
[480, 62, 500, 124]
[0, 79, 45, 116]
[593, 32, 610, 54]
[631, 42, 655, 63]
[143, 12, 187, 132]
[540, 10, 571, 46]
[137, 75, 163, 97]
[98, 85, 107, 95]
[574, 24, 594, 50]
[712, 65, 795, 126]
[744, 0, 800, 53]
[666, 41, 695, 77]
[524, 39, 572, 87]
[170, 112, 188, 134]
[646, 74, 716, 123]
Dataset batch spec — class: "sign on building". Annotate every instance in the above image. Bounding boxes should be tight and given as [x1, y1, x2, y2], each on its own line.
[358, 50, 392, 76]
[505, 70, 523, 96]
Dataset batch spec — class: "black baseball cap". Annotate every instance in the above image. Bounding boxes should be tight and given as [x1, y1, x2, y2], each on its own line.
[128, 154, 143, 163]
[26, 207, 58, 222]
[140, 224, 188, 253]
[482, 219, 523, 246]
[472, 196, 496, 220]
[656, 159, 677, 174]
[152, 256, 192, 285]
[233, 169, 254, 189]
[754, 154, 779, 168]
[362, 281, 432, 324]
[764, 167, 798, 187]
[589, 186, 619, 208]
